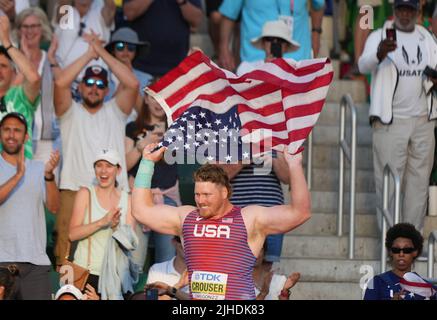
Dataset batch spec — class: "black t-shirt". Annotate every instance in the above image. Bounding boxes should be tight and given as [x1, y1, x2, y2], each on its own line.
[125, 0, 202, 76]
[126, 122, 177, 189]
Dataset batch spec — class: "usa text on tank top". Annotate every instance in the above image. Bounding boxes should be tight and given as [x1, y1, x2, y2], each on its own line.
[182, 206, 257, 300]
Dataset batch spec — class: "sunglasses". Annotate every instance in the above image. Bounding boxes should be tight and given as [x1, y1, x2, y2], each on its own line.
[115, 42, 137, 52]
[84, 78, 107, 89]
[390, 247, 416, 254]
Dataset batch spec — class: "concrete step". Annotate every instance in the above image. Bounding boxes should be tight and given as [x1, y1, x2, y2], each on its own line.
[311, 190, 376, 214]
[331, 60, 340, 79]
[289, 212, 378, 237]
[289, 282, 362, 300]
[281, 234, 379, 260]
[276, 258, 437, 283]
[318, 102, 370, 126]
[327, 79, 367, 103]
[303, 144, 373, 170]
[311, 168, 375, 193]
[312, 124, 372, 146]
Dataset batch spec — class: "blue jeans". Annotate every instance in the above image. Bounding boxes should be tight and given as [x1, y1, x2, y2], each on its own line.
[264, 234, 284, 263]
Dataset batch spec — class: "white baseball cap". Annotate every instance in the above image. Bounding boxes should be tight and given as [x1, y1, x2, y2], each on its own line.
[251, 20, 300, 53]
[55, 284, 84, 300]
[93, 149, 122, 167]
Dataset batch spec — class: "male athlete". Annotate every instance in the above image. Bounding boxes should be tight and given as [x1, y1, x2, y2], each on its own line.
[132, 143, 311, 300]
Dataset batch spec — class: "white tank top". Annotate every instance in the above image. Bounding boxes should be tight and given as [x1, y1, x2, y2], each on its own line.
[74, 186, 128, 276]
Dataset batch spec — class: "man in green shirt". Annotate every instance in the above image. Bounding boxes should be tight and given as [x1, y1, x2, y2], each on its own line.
[0, 15, 41, 159]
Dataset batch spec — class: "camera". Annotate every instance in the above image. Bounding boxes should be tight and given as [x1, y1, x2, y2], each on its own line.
[271, 41, 283, 58]
[145, 288, 158, 300]
[424, 66, 437, 79]
[386, 28, 396, 41]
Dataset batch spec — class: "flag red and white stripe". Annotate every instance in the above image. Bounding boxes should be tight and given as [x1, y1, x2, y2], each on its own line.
[146, 51, 334, 154]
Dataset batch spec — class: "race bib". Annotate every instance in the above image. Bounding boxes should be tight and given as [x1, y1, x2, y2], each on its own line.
[191, 271, 228, 300]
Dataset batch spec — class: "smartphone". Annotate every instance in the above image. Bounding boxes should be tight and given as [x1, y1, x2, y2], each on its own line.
[145, 288, 158, 300]
[271, 41, 283, 58]
[386, 28, 396, 41]
[424, 66, 437, 79]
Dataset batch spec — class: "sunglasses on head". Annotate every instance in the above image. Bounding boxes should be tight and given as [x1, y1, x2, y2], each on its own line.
[390, 247, 416, 254]
[115, 42, 137, 52]
[84, 78, 107, 89]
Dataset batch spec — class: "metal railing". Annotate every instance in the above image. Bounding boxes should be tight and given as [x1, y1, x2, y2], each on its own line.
[428, 231, 437, 279]
[380, 163, 401, 273]
[306, 132, 312, 190]
[337, 94, 357, 259]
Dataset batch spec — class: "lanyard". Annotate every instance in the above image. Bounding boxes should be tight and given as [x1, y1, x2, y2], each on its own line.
[276, 0, 294, 15]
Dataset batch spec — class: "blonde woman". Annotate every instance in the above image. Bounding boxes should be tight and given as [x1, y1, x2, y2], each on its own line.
[13, 7, 61, 166]
[68, 149, 136, 296]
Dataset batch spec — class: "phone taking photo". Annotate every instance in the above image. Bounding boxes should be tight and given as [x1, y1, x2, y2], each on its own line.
[271, 41, 283, 58]
[145, 288, 158, 300]
[386, 28, 396, 41]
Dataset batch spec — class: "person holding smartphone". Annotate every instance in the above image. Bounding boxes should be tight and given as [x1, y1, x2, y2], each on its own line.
[236, 20, 300, 76]
[358, 0, 437, 232]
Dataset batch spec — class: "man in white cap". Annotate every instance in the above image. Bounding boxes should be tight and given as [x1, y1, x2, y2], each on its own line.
[359, 0, 437, 231]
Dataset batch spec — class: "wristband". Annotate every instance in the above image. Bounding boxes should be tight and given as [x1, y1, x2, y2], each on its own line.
[134, 159, 154, 188]
[311, 27, 322, 34]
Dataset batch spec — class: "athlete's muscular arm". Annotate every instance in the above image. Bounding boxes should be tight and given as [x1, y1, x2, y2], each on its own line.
[250, 152, 311, 236]
[132, 143, 194, 235]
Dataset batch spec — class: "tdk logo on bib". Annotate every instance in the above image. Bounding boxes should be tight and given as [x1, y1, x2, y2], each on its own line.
[196, 272, 222, 282]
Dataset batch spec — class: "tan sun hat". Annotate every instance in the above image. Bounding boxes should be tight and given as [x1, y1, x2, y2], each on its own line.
[251, 20, 300, 53]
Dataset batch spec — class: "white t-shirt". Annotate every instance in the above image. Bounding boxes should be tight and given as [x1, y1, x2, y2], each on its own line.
[55, 0, 113, 76]
[59, 99, 128, 191]
[392, 28, 428, 119]
[146, 257, 190, 296]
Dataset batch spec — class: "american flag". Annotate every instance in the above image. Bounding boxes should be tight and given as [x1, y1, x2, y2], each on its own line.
[146, 51, 333, 163]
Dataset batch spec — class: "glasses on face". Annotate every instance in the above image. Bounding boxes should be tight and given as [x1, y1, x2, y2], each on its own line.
[390, 247, 416, 254]
[20, 23, 41, 31]
[83, 78, 107, 89]
[114, 42, 137, 52]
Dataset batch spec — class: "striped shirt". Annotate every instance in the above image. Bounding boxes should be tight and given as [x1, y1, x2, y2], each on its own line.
[230, 164, 284, 207]
[182, 206, 256, 300]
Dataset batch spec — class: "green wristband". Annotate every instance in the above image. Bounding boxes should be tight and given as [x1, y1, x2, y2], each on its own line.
[134, 159, 155, 188]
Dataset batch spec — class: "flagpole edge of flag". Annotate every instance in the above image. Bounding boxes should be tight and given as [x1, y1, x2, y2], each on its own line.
[145, 87, 175, 128]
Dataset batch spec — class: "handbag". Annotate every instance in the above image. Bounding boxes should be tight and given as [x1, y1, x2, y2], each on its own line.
[58, 189, 92, 291]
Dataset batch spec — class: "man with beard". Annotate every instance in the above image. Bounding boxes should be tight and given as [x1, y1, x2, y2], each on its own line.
[53, 32, 138, 266]
[0, 15, 41, 159]
[0, 112, 60, 299]
[358, 0, 437, 231]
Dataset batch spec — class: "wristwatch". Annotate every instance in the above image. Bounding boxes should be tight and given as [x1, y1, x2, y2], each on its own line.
[44, 173, 55, 181]
[167, 286, 178, 298]
[312, 27, 322, 34]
